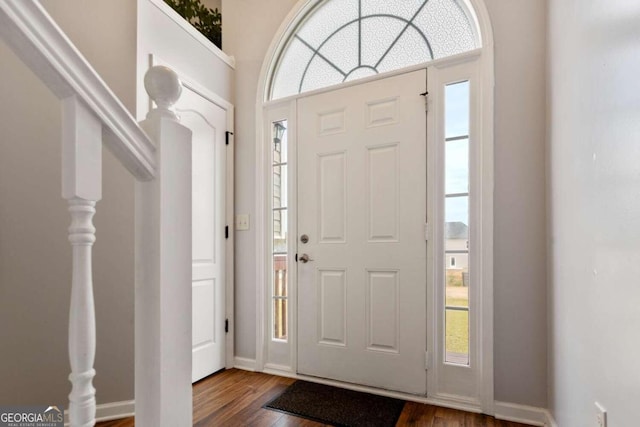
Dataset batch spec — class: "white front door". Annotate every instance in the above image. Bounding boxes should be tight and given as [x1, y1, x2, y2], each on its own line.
[297, 70, 428, 395]
[175, 86, 227, 383]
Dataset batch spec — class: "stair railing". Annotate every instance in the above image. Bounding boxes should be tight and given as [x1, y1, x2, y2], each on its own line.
[0, 2, 193, 426]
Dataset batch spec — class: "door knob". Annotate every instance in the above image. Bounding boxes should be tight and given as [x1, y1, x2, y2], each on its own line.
[299, 253, 313, 263]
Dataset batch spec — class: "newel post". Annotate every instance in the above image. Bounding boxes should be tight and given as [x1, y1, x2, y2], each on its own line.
[62, 96, 102, 427]
[135, 66, 193, 426]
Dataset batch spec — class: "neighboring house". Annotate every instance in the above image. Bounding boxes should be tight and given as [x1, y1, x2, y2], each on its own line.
[445, 221, 468, 271]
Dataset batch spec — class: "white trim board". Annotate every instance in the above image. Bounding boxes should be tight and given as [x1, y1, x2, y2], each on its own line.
[146, 0, 235, 69]
[64, 400, 135, 426]
[233, 357, 257, 372]
[494, 401, 555, 427]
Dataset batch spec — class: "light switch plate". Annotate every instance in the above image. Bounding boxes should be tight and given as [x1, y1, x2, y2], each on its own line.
[235, 214, 250, 231]
[595, 402, 607, 427]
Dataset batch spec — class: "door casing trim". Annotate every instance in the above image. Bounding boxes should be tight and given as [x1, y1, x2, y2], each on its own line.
[254, 0, 494, 413]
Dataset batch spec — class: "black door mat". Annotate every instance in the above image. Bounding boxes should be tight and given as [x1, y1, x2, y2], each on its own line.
[264, 380, 405, 427]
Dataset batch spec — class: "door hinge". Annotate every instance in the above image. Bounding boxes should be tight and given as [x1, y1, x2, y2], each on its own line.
[225, 225, 229, 239]
[225, 319, 229, 334]
[226, 131, 233, 145]
[425, 350, 431, 370]
[424, 222, 431, 241]
[420, 91, 429, 112]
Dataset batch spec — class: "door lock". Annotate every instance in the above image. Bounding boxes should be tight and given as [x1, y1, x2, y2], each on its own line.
[300, 234, 309, 244]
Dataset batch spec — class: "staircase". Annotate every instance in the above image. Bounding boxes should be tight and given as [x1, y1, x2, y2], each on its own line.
[0, 2, 194, 426]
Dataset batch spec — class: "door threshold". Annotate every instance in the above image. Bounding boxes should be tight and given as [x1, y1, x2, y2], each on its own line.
[261, 365, 482, 414]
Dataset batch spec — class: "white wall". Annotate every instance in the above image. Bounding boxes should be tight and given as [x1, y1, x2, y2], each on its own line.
[223, 0, 548, 408]
[547, 0, 640, 425]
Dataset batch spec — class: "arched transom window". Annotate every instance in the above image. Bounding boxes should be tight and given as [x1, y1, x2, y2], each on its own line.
[269, 0, 479, 100]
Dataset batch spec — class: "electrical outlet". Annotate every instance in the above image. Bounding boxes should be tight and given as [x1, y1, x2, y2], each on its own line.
[595, 402, 607, 427]
[235, 214, 250, 231]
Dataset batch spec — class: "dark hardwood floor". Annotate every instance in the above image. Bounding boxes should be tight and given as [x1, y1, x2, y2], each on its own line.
[96, 369, 532, 426]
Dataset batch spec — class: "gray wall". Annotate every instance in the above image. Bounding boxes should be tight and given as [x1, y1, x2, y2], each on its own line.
[547, 0, 640, 425]
[223, 0, 548, 407]
[0, 27, 133, 412]
[486, 0, 548, 408]
[0, 0, 137, 405]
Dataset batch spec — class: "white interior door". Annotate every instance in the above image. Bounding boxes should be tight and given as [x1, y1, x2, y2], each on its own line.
[297, 70, 428, 395]
[175, 86, 227, 383]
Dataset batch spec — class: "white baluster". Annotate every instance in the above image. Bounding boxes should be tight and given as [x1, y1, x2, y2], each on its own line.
[62, 96, 102, 427]
[135, 66, 193, 426]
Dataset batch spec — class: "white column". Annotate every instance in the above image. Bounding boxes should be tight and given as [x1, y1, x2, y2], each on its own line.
[62, 96, 103, 427]
[135, 66, 193, 426]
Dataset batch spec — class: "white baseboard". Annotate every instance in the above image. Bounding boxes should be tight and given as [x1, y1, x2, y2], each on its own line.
[544, 409, 559, 427]
[233, 356, 257, 371]
[495, 401, 551, 426]
[64, 400, 135, 426]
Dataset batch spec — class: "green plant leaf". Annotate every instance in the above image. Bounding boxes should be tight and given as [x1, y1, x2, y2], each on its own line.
[163, 0, 222, 48]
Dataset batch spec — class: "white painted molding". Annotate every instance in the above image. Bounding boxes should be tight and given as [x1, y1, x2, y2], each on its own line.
[494, 401, 551, 427]
[146, 0, 235, 69]
[0, 0, 156, 181]
[64, 400, 135, 426]
[62, 95, 103, 427]
[135, 66, 193, 426]
[544, 409, 559, 427]
[234, 357, 257, 372]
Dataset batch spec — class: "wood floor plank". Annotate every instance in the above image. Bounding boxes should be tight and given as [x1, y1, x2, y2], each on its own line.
[96, 369, 534, 427]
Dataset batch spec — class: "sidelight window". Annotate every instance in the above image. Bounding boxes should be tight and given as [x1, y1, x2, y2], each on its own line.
[444, 80, 470, 365]
[272, 120, 289, 341]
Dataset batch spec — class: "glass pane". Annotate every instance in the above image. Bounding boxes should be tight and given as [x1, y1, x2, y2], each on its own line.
[377, 27, 432, 73]
[445, 81, 470, 139]
[362, 0, 424, 21]
[319, 22, 359, 76]
[273, 210, 288, 252]
[272, 166, 288, 209]
[271, 38, 314, 100]
[446, 258, 469, 308]
[272, 120, 288, 164]
[300, 55, 346, 93]
[296, 0, 359, 49]
[445, 308, 469, 364]
[361, 16, 405, 67]
[273, 298, 288, 340]
[273, 255, 288, 297]
[445, 197, 468, 252]
[416, 0, 477, 60]
[445, 137, 469, 194]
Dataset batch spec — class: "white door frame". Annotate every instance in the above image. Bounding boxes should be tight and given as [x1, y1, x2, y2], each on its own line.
[150, 55, 236, 370]
[254, 0, 494, 414]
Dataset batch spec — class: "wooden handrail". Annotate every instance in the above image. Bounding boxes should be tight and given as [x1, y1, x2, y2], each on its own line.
[0, 0, 156, 181]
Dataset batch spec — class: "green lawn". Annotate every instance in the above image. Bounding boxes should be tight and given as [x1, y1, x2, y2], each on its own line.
[445, 309, 469, 354]
[445, 270, 470, 355]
